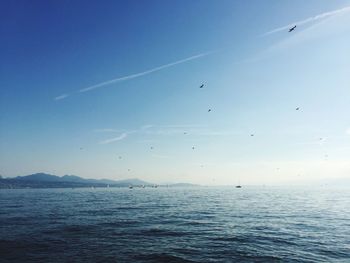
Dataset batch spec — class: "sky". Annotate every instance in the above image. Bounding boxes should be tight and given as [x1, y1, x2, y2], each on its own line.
[1, 0, 350, 185]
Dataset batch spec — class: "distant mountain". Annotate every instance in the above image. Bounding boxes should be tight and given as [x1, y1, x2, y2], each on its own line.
[16, 173, 62, 182]
[113, 178, 151, 186]
[0, 173, 152, 189]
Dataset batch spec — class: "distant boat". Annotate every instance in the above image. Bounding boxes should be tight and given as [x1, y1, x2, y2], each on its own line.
[236, 181, 242, 188]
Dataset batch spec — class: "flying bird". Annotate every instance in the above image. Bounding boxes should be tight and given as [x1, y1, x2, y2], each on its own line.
[199, 84, 204, 88]
[296, 107, 300, 111]
[208, 109, 212, 112]
[250, 134, 254, 137]
[192, 146, 195, 150]
[289, 25, 297, 32]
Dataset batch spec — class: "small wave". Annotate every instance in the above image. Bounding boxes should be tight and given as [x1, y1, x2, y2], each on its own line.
[138, 228, 189, 237]
[133, 253, 199, 263]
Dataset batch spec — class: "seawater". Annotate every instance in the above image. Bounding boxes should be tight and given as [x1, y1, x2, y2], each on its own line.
[1, 187, 349, 262]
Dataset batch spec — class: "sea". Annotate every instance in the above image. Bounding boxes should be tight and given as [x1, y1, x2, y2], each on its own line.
[0, 186, 349, 262]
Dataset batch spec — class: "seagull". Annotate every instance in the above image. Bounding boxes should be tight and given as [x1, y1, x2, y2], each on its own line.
[250, 134, 254, 137]
[296, 107, 300, 111]
[192, 146, 195, 150]
[289, 25, 297, 32]
[208, 109, 212, 112]
[199, 84, 204, 88]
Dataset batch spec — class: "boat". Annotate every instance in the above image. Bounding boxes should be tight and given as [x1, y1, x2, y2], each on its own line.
[235, 185, 242, 188]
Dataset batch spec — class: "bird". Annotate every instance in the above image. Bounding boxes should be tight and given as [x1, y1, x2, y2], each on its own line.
[250, 134, 254, 137]
[289, 25, 296, 32]
[296, 107, 300, 111]
[150, 146, 154, 150]
[184, 132, 187, 135]
[208, 109, 212, 112]
[199, 84, 204, 88]
[192, 146, 195, 150]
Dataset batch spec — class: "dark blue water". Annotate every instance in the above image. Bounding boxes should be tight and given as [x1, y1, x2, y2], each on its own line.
[1, 187, 349, 262]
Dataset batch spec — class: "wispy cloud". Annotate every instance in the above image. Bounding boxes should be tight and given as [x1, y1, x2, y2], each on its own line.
[54, 94, 69, 100]
[96, 123, 239, 145]
[262, 5, 350, 36]
[140, 124, 154, 130]
[79, 51, 214, 93]
[99, 133, 128, 144]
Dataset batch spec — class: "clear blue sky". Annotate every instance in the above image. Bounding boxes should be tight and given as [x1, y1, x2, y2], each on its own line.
[1, 0, 350, 184]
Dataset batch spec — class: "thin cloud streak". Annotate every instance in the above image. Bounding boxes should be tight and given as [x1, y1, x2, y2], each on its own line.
[79, 51, 215, 93]
[99, 133, 128, 144]
[262, 5, 350, 36]
[54, 94, 69, 100]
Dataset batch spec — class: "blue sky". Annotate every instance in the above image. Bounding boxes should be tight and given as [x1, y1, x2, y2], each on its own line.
[1, 0, 350, 185]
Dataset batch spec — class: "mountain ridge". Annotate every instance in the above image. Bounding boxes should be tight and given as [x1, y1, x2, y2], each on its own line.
[0, 173, 152, 189]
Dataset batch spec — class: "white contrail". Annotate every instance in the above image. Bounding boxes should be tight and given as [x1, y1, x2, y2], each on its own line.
[79, 51, 214, 93]
[262, 5, 350, 36]
[99, 133, 128, 144]
[54, 94, 69, 100]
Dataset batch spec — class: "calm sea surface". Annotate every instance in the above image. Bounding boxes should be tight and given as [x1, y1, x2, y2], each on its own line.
[0, 187, 349, 262]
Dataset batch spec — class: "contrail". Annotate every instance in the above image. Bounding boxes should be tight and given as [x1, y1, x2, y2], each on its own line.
[99, 133, 128, 144]
[262, 5, 350, 36]
[79, 51, 214, 93]
[54, 94, 69, 100]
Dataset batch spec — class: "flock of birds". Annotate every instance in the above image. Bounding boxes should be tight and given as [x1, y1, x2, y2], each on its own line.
[79, 25, 327, 182]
